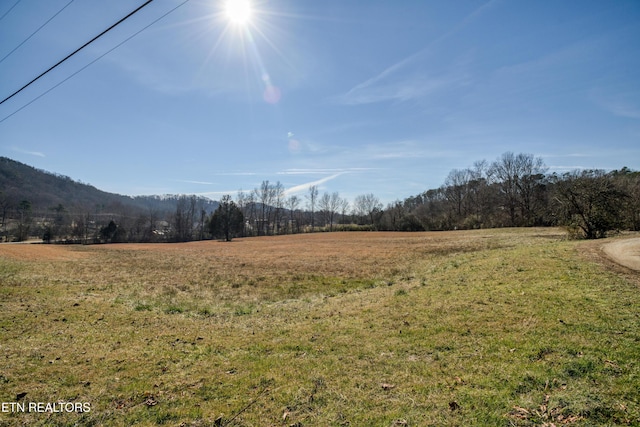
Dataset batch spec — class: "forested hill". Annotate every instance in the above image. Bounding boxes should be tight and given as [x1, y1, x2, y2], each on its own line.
[0, 156, 216, 216]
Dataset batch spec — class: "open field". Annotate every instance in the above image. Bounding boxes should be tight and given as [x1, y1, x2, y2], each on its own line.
[0, 228, 639, 426]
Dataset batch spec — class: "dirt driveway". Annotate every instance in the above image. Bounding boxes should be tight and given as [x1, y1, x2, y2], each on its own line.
[602, 237, 640, 272]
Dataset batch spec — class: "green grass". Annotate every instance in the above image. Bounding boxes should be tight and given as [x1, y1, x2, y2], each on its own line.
[0, 229, 638, 426]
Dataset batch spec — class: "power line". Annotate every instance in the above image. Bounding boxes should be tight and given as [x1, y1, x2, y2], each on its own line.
[0, 0, 154, 106]
[0, 0, 21, 23]
[0, 0, 191, 124]
[0, 0, 75, 65]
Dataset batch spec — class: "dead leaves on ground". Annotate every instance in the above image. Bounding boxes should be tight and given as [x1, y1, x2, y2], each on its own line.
[508, 394, 584, 425]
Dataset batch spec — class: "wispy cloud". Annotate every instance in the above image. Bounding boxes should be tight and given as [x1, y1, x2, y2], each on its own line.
[607, 104, 640, 119]
[312, 119, 384, 136]
[278, 168, 371, 176]
[547, 165, 589, 171]
[12, 147, 45, 157]
[212, 172, 258, 176]
[334, 49, 473, 106]
[539, 153, 590, 159]
[174, 179, 216, 185]
[335, 0, 498, 106]
[363, 140, 463, 161]
[593, 94, 640, 120]
[283, 172, 345, 196]
[337, 73, 466, 106]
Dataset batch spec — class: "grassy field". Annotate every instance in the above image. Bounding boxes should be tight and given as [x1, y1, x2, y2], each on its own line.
[0, 228, 638, 426]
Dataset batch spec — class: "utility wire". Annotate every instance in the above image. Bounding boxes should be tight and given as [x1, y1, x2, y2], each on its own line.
[0, 0, 191, 124]
[0, 0, 154, 106]
[0, 0, 75, 65]
[0, 0, 21, 23]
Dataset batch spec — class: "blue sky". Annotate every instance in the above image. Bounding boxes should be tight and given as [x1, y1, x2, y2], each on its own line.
[1, 0, 639, 205]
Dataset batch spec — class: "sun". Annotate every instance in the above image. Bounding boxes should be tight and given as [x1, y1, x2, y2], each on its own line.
[224, 0, 252, 25]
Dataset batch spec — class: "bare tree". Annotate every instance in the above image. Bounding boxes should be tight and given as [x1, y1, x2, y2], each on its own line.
[443, 168, 470, 223]
[489, 152, 546, 226]
[255, 181, 274, 235]
[306, 185, 318, 230]
[489, 152, 519, 226]
[285, 195, 300, 234]
[318, 192, 342, 231]
[353, 193, 383, 228]
[273, 181, 285, 234]
[236, 190, 248, 236]
[172, 195, 196, 242]
[467, 160, 491, 227]
[339, 197, 350, 225]
[552, 170, 625, 239]
[244, 191, 257, 236]
[352, 196, 366, 224]
[515, 153, 547, 225]
[441, 163, 494, 229]
[318, 192, 331, 228]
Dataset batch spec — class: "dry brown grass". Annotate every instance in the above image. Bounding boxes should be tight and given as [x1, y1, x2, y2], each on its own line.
[1, 229, 558, 312]
[0, 244, 89, 261]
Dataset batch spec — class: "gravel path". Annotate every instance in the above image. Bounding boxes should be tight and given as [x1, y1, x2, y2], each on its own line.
[602, 238, 640, 272]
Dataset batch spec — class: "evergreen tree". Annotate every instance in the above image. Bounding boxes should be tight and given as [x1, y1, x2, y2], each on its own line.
[209, 195, 244, 241]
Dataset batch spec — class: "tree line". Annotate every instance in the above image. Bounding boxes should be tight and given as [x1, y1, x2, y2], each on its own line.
[378, 152, 639, 238]
[1, 152, 638, 243]
[0, 182, 384, 243]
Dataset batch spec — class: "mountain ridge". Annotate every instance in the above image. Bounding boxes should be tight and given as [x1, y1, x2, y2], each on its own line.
[0, 156, 217, 216]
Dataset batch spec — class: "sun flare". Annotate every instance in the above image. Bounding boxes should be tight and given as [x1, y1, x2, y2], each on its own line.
[224, 0, 252, 25]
